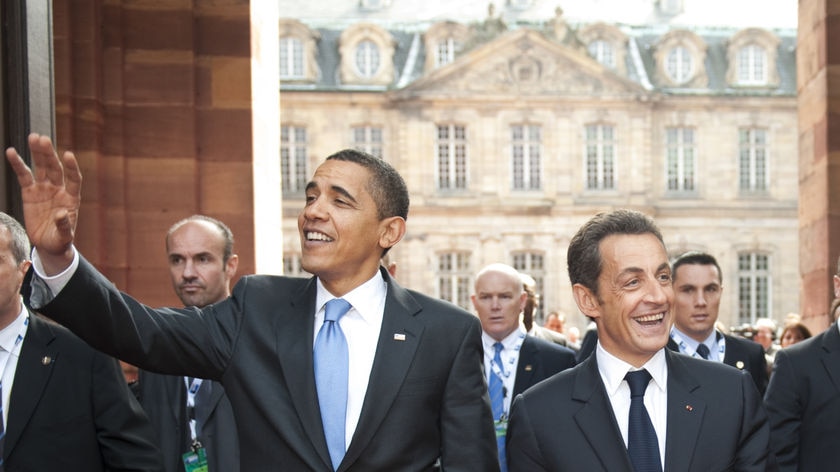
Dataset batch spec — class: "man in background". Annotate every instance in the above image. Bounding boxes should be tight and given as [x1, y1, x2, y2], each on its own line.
[472, 263, 576, 470]
[136, 215, 240, 471]
[0, 212, 163, 471]
[667, 251, 769, 395]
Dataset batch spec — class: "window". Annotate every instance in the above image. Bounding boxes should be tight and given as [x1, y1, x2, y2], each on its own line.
[511, 125, 541, 190]
[436, 124, 468, 190]
[737, 45, 767, 85]
[281, 125, 308, 194]
[283, 254, 310, 277]
[666, 46, 693, 84]
[438, 252, 471, 310]
[355, 40, 380, 78]
[512, 252, 545, 319]
[665, 127, 695, 192]
[352, 126, 383, 158]
[739, 128, 768, 193]
[585, 124, 616, 190]
[435, 37, 457, 68]
[738, 252, 770, 325]
[588, 40, 615, 69]
[279, 37, 304, 79]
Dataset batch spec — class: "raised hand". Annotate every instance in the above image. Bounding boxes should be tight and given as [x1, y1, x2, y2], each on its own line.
[5, 133, 82, 274]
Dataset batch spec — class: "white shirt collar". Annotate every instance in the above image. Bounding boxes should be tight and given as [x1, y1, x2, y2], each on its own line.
[596, 343, 668, 397]
[0, 301, 29, 352]
[482, 324, 526, 353]
[315, 270, 386, 324]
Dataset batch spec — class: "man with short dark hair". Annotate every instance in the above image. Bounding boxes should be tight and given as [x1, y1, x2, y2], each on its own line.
[507, 210, 771, 471]
[6, 134, 498, 471]
[667, 251, 768, 395]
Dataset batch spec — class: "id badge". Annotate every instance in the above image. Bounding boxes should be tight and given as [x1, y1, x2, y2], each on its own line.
[182, 446, 208, 472]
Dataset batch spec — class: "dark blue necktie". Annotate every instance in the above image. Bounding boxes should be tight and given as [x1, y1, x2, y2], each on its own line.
[314, 298, 352, 471]
[488, 342, 508, 472]
[625, 369, 662, 472]
[695, 343, 710, 360]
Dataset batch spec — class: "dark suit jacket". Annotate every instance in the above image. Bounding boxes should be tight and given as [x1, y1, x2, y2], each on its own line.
[138, 371, 239, 472]
[511, 335, 576, 397]
[33, 259, 498, 472]
[764, 321, 840, 471]
[507, 348, 771, 471]
[667, 332, 769, 396]
[5, 312, 163, 471]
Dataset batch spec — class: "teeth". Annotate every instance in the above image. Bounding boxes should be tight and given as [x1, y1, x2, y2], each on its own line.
[306, 231, 333, 242]
[636, 312, 665, 323]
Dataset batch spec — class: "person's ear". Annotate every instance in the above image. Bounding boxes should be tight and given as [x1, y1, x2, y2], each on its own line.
[379, 216, 406, 251]
[572, 283, 602, 321]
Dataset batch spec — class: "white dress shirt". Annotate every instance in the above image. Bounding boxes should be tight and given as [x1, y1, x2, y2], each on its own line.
[0, 305, 30, 429]
[481, 326, 527, 415]
[314, 272, 386, 450]
[671, 327, 725, 362]
[596, 343, 668, 469]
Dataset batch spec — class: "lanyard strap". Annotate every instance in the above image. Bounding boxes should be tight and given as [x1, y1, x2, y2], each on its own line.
[486, 332, 526, 379]
[0, 316, 30, 428]
[184, 377, 204, 441]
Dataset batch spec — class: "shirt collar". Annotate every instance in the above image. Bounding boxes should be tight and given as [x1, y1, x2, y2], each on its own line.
[482, 324, 526, 353]
[0, 301, 29, 352]
[315, 270, 386, 324]
[671, 326, 718, 353]
[596, 343, 668, 396]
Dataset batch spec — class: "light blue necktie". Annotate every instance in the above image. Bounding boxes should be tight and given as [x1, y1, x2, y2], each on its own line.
[488, 342, 508, 472]
[625, 369, 662, 472]
[314, 298, 352, 471]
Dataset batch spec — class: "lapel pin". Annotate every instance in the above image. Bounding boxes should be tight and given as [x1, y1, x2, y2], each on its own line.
[685, 404, 693, 412]
[524, 365, 533, 371]
[393, 333, 406, 341]
[736, 361, 745, 369]
[41, 356, 52, 365]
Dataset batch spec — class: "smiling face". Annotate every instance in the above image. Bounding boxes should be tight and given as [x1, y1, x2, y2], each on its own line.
[672, 263, 722, 343]
[298, 159, 405, 296]
[471, 266, 527, 341]
[573, 233, 673, 367]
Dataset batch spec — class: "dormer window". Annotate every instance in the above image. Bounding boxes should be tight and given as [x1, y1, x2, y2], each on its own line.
[436, 37, 458, 68]
[737, 44, 768, 85]
[588, 40, 615, 69]
[653, 29, 708, 88]
[666, 46, 693, 84]
[280, 37, 304, 79]
[355, 40, 381, 78]
[726, 28, 780, 88]
[339, 23, 394, 85]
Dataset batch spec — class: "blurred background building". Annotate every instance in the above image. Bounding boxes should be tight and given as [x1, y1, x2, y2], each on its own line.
[278, 0, 799, 333]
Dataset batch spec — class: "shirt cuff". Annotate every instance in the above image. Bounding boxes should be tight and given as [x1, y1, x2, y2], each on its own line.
[29, 246, 79, 308]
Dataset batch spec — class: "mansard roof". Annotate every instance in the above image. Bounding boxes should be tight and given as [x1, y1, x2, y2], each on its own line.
[280, 18, 796, 97]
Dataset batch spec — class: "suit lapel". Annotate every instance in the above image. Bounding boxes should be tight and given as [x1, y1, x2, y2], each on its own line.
[820, 322, 840, 394]
[663, 351, 705, 472]
[513, 336, 538, 397]
[341, 274, 423, 469]
[279, 277, 333, 470]
[572, 356, 634, 472]
[5, 314, 57, 457]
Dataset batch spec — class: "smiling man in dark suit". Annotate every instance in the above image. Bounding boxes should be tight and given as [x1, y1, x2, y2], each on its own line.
[471, 263, 576, 470]
[506, 209, 771, 472]
[6, 134, 498, 471]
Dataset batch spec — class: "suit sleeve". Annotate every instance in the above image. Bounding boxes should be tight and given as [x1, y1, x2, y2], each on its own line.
[438, 317, 500, 472]
[91, 351, 164, 471]
[763, 349, 800, 470]
[734, 366, 773, 472]
[506, 394, 549, 471]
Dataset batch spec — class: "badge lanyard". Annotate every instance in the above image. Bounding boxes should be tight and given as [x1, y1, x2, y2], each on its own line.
[181, 377, 209, 472]
[673, 331, 727, 361]
[184, 377, 204, 442]
[0, 316, 29, 429]
[486, 332, 526, 415]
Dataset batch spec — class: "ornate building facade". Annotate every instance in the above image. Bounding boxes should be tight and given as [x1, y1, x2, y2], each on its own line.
[279, 0, 798, 332]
